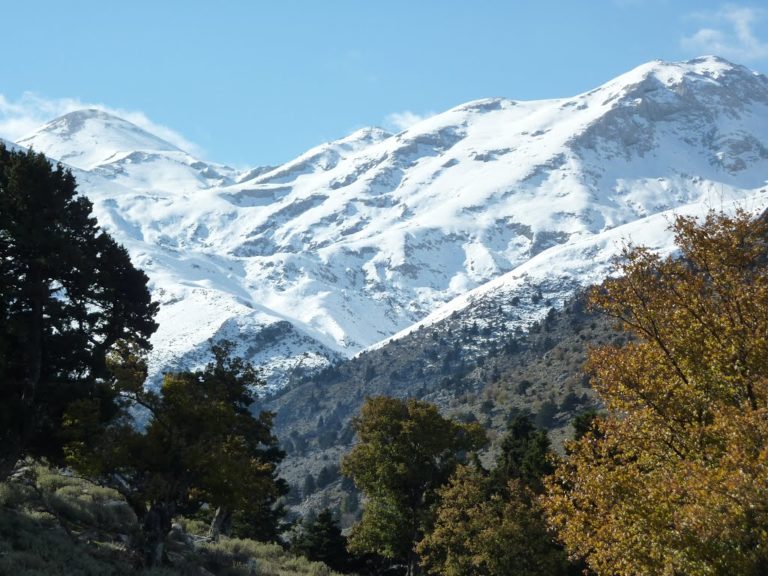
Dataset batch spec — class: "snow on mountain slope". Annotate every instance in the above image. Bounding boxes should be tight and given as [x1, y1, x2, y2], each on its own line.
[374, 187, 768, 350]
[14, 56, 768, 387]
[18, 109, 241, 193]
[59, 168, 342, 387]
[18, 109, 181, 169]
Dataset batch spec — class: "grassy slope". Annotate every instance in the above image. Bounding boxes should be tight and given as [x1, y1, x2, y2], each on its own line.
[0, 464, 342, 576]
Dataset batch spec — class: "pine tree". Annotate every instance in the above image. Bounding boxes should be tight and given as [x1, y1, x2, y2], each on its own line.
[0, 144, 157, 480]
[293, 508, 351, 573]
[493, 415, 553, 493]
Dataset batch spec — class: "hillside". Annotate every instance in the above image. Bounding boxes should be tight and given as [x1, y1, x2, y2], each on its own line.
[264, 291, 625, 521]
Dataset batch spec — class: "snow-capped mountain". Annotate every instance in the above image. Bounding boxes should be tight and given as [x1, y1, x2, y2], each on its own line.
[19, 109, 240, 192]
[11, 56, 768, 387]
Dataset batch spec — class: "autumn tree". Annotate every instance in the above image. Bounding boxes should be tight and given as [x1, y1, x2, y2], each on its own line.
[418, 465, 568, 576]
[0, 144, 157, 480]
[66, 342, 286, 567]
[419, 417, 569, 576]
[542, 210, 768, 575]
[341, 396, 486, 576]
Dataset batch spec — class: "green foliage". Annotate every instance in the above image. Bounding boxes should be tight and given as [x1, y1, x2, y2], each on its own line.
[418, 416, 571, 575]
[493, 415, 554, 493]
[316, 465, 339, 489]
[292, 509, 351, 573]
[417, 465, 569, 576]
[341, 396, 487, 573]
[66, 342, 287, 566]
[534, 397, 558, 428]
[303, 473, 317, 497]
[571, 409, 598, 441]
[0, 144, 157, 478]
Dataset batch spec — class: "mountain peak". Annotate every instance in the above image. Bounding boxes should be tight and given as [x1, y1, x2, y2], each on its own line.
[244, 125, 392, 185]
[607, 55, 759, 92]
[341, 126, 392, 145]
[17, 108, 183, 170]
[10, 57, 768, 388]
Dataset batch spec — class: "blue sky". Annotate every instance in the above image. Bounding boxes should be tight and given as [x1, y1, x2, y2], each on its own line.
[1, 1, 767, 167]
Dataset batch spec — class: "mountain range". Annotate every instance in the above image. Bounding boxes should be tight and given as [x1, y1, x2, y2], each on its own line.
[6, 55, 768, 388]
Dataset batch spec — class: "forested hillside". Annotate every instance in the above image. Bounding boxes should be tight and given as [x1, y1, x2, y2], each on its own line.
[265, 290, 620, 517]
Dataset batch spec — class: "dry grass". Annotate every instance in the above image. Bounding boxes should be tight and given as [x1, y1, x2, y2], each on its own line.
[0, 463, 344, 575]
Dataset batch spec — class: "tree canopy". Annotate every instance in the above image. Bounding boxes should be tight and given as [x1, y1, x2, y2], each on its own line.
[341, 396, 486, 575]
[66, 342, 286, 566]
[418, 416, 570, 576]
[0, 144, 157, 479]
[418, 465, 568, 576]
[542, 210, 768, 575]
[292, 508, 351, 573]
[492, 414, 554, 493]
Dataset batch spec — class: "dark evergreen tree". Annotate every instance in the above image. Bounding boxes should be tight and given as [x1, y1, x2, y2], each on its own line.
[303, 473, 317, 497]
[493, 415, 553, 493]
[228, 494, 288, 543]
[571, 409, 598, 441]
[316, 464, 338, 489]
[0, 144, 157, 480]
[293, 508, 351, 573]
[534, 397, 558, 428]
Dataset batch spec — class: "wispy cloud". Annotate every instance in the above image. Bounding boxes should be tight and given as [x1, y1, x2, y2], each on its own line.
[384, 110, 435, 132]
[0, 92, 203, 156]
[681, 4, 768, 62]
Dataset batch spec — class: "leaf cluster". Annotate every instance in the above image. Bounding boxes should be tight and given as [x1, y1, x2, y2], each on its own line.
[65, 341, 287, 565]
[418, 465, 567, 576]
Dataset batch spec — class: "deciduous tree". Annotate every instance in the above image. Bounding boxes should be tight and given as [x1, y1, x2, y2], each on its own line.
[341, 396, 486, 576]
[542, 210, 768, 575]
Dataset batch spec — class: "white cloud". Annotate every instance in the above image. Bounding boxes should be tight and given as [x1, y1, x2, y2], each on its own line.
[0, 92, 203, 156]
[681, 4, 768, 62]
[384, 110, 435, 132]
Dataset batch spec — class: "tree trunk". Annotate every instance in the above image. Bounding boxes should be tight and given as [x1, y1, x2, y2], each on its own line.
[140, 502, 174, 567]
[407, 553, 419, 576]
[208, 505, 231, 541]
[22, 265, 44, 406]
